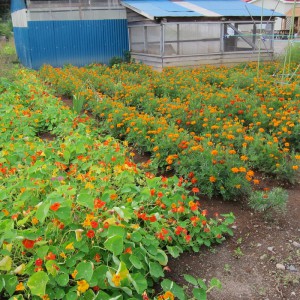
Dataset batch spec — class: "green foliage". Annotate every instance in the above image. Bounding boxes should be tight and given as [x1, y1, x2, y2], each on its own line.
[109, 56, 124, 68]
[286, 42, 300, 64]
[157, 275, 222, 300]
[0, 69, 234, 299]
[0, 21, 12, 39]
[72, 93, 85, 114]
[248, 187, 288, 219]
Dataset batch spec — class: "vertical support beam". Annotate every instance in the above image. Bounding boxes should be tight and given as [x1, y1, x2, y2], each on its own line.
[177, 23, 180, 55]
[128, 27, 132, 51]
[220, 22, 224, 53]
[252, 23, 257, 50]
[270, 22, 274, 50]
[160, 23, 165, 57]
[144, 26, 148, 53]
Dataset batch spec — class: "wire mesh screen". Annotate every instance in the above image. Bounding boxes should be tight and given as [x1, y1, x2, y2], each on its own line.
[164, 23, 220, 55]
[129, 21, 274, 56]
[27, 0, 121, 8]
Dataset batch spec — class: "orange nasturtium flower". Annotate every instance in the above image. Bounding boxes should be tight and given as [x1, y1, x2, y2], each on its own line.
[50, 202, 61, 211]
[15, 282, 25, 291]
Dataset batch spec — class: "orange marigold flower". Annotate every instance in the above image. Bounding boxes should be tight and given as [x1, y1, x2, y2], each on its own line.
[209, 176, 217, 183]
[211, 150, 218, 156]
[231, 167, 239, 173]
[292, 165, 298, 170]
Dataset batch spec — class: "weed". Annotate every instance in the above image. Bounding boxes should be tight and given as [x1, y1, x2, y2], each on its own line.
[248, 187, 288, 220]
[233, 247, 244, 259]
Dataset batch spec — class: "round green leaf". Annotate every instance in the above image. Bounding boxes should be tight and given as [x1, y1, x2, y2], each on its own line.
[129, 255, 143, 269]
[75, 261, 93, 281]
[104, 235, 124, 256]
[27, 271, 49, 296]
[56, 273, 69, 286]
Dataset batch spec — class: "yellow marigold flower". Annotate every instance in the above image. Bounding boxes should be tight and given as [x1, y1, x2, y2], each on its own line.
[15, 282, 25, 291]
[60, 252, 67, 259]
[295, 155, 300, 160]
[77, 280, 89, 293]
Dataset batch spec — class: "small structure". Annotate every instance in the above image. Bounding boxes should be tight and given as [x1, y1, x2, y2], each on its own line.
[11, 0, 284, 69]
[122, 0, 283, 69]
[246, 0, 300, 38]
[11, 0, 129, 69]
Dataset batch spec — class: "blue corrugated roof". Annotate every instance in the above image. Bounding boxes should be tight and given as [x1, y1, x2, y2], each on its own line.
[121, 0, 284, 19]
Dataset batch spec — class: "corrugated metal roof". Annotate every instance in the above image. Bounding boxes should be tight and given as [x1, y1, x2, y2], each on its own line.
[121, 0, 284, 19]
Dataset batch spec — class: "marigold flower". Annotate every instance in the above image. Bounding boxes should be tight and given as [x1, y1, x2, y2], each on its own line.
[211, 150, 218, 156]
[209, 176, 217, 183]
[292, 165, 298, 170]
[77, 280, 89, 293]
[231, 167, 239, 173]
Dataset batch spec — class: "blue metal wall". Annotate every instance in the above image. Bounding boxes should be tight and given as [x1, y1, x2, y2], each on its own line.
[13, 27, 32, 68]
[11, 0, 129, 69]
[28, 19, 129, 69]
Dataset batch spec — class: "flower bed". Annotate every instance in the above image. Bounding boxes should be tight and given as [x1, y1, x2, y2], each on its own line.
[39, 63, 300, 200]
[0, 71, 234, 299]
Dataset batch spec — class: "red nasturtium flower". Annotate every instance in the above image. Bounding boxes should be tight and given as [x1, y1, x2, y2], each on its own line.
[22, 239, 36, 249]
[45, 252, 56, 260]
[86, 230, 95, 239]
[50, 202, 61, 211]
[94, 198, 106, 209]
[35, 258, 43, 266]
[90, 221, 98, 229]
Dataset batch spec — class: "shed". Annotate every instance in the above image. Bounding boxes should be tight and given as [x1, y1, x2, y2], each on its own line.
[11, 0, 129, 69]
[122, 0, 283, 69]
